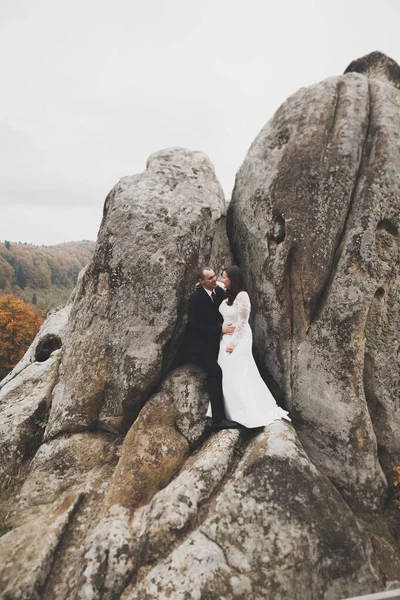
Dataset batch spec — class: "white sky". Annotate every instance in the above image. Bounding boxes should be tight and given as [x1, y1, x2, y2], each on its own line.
[1, 0, 399, 245]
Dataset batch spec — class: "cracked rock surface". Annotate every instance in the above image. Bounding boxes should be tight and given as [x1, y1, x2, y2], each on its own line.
[228, 61, 400, 509]
[123, 422, 381, 600]
[45, 147, 227, 440]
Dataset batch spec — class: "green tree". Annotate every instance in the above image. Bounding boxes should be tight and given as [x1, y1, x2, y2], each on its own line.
[32, 293, 37, 305]
[15, 263, 27, 289]
[4, 240, 11, 250]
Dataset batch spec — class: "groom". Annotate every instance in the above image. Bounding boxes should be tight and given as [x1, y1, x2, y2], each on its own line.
[187, 266, 240, 430]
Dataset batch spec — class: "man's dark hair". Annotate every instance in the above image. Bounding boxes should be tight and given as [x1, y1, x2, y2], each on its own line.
[225, 265, 248, 305]
[197, 266, 213, 280]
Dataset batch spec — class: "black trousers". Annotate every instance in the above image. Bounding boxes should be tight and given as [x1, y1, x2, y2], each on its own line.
[191, 351, 226, 422]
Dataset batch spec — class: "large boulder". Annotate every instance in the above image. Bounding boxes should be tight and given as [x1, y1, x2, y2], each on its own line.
[45, 148, 227, 439]
[102, 383, 190, 514]
[228, 53, 400, 508]
[76, 365, 211, 600]
[122, 421, 382, 600]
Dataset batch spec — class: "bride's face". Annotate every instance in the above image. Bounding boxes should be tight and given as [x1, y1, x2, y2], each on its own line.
[222, 271, 231, 289]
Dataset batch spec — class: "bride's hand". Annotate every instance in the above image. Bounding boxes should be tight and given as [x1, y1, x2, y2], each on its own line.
[222, 324, 235, 335]
[225, 343, 234, 353]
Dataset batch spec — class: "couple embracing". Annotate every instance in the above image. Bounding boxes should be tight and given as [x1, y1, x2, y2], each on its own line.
[188, 265, 290, 431]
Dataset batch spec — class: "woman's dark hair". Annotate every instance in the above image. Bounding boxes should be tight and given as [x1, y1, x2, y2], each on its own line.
[225, 265, 248, 305]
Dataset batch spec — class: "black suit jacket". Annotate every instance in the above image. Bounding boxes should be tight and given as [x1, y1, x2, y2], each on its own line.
[187, 286, 225, 359]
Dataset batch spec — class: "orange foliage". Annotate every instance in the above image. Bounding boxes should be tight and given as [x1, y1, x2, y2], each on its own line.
[392, 466, 400, 510]
[0, 294, 43, 380]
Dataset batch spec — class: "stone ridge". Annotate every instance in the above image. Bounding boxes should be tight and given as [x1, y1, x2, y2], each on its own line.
[228, 68, 400, 510]
[344, 51, 400, 88]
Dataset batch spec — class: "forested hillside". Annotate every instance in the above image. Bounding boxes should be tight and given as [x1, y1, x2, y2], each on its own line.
[0, 240, 95, 315]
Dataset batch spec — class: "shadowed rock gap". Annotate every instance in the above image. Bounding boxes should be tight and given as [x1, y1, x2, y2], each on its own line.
[376, 219, 399, 238]
[34, 335, 62, 363]
[43, 494, 111, 600]
[320, 78, 342, 169]
[270, 214, 286, 244]
[363, 352, 382, 424]
[363, 273, 400, 476]
[38, 494, 84, 600]
[310, 81, 372, 325]
[282, 248, 294, 410]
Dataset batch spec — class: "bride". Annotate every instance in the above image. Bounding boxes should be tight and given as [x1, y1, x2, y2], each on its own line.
[207, 265, 290, 428]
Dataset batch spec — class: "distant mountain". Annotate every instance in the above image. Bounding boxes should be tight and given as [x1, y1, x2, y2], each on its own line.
[0, 240, 96, 315]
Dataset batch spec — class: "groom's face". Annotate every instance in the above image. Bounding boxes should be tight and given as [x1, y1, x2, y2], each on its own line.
[201, 269, 217, 291]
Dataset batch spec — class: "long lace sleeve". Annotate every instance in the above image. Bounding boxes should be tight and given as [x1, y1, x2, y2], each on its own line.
[231, 292, 251, 348]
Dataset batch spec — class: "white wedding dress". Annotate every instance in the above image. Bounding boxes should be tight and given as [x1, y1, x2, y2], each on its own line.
[207, 291, 290, 428]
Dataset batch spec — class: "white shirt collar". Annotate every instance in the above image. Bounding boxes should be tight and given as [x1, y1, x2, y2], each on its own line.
[203, 287, 214, 297]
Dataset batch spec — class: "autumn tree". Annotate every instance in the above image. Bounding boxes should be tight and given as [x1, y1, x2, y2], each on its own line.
[0, 295, 43, 380]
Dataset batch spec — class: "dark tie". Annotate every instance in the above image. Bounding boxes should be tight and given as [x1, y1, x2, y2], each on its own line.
[211, 290, 216, 303]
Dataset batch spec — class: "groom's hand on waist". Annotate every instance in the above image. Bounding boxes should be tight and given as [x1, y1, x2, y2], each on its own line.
[222, 323, 235, 335]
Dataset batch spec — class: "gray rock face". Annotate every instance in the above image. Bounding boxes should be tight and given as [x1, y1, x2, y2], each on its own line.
[134, 428, 240, 567]
[228, 68, 400, 508]
[45, 148, 226, 440]
[0, 430, 120, 600]
[159, 364, 209, 444]
[78, 430, 240, 600]
[17, 431, 119, 508]
[0, 354, 60, 483]
[123, 422, 381, 600]
[76, 365, 211, 600]
[0, 492, 81, 600]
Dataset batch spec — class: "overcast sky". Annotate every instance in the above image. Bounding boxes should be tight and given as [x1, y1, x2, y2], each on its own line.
[1, 0, 399, 245]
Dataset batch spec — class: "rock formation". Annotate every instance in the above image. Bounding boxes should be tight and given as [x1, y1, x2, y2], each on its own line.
[45, 148, 228, 440]
[1, 53, 400, 599]
[228, 56, 400, 510]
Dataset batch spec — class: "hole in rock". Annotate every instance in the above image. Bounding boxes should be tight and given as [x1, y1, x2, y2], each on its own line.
[376, 220, 398, 237]
[35, 335, 62, 362]
[363, 353, 379, 421]
[374, 287, 385, 299]
[271, 215, 286, 244]
[269, 128, 290, 150]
